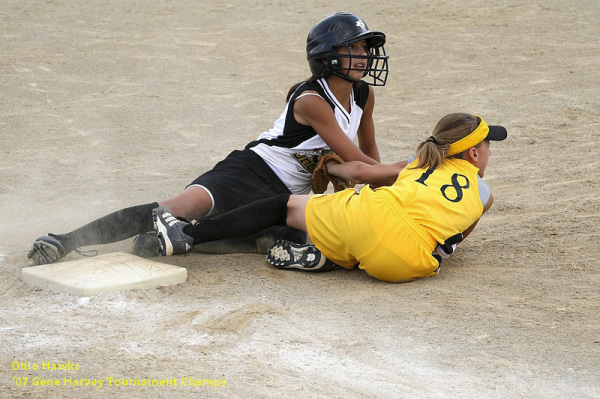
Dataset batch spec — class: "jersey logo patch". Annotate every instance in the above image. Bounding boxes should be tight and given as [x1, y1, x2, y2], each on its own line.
[291, 152, 322, 174]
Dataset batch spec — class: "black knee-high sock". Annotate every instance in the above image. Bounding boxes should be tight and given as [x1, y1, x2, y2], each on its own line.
[51, 202, 159, 253]
[186, 195, 290, 245]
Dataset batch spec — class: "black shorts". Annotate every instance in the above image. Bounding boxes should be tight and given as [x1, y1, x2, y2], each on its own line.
[188, 148, 292, 216]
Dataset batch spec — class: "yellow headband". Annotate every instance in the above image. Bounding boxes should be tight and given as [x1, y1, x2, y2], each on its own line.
[447, 116, 488, 156]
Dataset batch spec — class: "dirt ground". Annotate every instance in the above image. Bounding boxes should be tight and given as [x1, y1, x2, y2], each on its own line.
[1, 0, 599, 398]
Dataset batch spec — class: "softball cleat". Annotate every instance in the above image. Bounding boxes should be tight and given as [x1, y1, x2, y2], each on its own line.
[266, 240, 336, 272]
[131, 232, 160, 258]
[27, 235, 66, 265]
[153, 206, 193, 256]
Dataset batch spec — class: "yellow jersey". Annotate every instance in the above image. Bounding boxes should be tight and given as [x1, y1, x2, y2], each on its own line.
[384, 158, 484, 247]
[305, 158, 487, 282]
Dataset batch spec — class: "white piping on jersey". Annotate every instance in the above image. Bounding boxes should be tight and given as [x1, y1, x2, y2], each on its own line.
[317, 79, 353, 124]
[295, 92, 323, 100]
[187, 184, 216, 216]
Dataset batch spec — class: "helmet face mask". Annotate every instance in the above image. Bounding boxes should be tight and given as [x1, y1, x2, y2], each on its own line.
[327, 42, 388, 86]
[306, 12, 389, 86]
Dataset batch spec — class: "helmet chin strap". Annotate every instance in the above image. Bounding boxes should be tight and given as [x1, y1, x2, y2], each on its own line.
[333, 71, 359, 83]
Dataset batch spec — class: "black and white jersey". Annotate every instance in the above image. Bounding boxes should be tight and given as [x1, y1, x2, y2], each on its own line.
[248, 78, 370, 194]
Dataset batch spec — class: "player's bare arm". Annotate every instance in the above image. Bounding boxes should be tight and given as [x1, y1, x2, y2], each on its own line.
[356, 86, 380, 162]
[327, 160, 408, 186]
[294, 94, 379, 165]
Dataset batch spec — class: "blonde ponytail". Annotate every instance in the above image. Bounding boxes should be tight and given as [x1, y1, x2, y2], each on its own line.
[414, 113, 480, 170]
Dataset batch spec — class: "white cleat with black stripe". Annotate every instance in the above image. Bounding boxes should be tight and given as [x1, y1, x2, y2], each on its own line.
[266, 240, 336, 272]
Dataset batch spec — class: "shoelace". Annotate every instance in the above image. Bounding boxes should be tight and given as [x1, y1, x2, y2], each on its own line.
[73, 248, 98, 257]
[47, 234, 98, 258]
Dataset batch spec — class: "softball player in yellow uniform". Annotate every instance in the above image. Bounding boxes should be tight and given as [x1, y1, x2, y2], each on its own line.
[306, 156, 487, 282]
[154, 113, 507, 283]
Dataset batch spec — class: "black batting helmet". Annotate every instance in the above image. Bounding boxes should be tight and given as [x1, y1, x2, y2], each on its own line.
[306, 12, 388, 86]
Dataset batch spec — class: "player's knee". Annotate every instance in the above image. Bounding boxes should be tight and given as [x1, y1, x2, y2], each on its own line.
[160, 188, 213, 221]
[286, 195, 309, 231]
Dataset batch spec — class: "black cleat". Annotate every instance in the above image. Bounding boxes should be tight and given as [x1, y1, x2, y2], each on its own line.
[27, 235, 66, 265]
[132, 232, 160, 258]
[153, 206, 194, 256]
[266, 240, 336, 272]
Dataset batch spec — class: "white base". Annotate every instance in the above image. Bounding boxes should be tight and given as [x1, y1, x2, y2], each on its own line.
[22, 252, 187, 297]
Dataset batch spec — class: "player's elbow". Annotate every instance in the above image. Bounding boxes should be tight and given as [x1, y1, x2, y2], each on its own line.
[350, 163, 374, 184]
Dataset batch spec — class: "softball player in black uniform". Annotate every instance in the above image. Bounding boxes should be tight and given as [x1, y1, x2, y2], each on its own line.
[28, 12, 390, 265]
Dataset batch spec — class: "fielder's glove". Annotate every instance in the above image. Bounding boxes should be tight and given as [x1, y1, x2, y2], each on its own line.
[311, 153, 355, 194]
